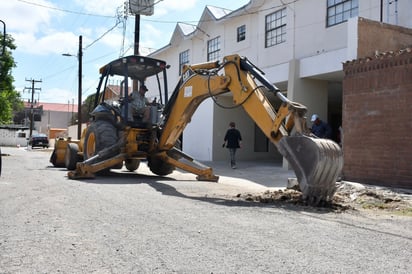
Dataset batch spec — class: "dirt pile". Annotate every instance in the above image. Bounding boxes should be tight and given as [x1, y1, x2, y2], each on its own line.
[236, 181, 412, 216]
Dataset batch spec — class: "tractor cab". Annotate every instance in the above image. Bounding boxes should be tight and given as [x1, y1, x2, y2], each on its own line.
[93, 55, 169, 128]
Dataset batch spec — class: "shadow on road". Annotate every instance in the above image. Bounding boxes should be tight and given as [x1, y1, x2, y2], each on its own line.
[58, 168, 338, 214]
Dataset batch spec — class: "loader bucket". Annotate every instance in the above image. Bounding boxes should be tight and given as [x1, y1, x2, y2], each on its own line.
[278, 136, 343, 204]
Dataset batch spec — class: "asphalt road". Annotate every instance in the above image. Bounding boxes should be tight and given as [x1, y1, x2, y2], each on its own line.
[0, 147, 411, 273]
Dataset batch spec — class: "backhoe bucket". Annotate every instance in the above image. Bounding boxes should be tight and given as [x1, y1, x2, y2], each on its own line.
[278, 136, 343, 204]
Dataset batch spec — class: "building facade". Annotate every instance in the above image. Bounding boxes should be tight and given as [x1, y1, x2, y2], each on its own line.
[148, 0, 412, 164]
[23, 102, 77, 135]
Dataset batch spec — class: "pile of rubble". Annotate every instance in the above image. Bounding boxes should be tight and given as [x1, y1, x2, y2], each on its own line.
[236, 181, 412, 215]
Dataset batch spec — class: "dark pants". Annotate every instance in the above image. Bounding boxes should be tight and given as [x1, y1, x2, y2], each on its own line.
[229, 148, 237, 167]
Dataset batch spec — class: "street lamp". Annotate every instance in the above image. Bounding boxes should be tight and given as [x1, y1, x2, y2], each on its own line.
[62, 35, 82, 139]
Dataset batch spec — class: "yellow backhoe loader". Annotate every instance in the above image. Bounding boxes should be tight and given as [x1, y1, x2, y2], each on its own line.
[50, 54, 343, 204]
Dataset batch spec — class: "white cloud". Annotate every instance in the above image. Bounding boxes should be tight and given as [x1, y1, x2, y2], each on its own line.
[89, 26, 126, 52]
[75, 0, 124, 16]
[13, 31, 79, 55]
[78, 27, 93, 37]
[41, 87, 78, 104]
[157, 0, 197, 12]
[0, 0, 56, 33]
[0, 0, 78, 55]
[140, 23, 164, 50]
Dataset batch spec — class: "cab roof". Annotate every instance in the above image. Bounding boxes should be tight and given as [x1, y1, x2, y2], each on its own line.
[99, 55, 167, 81]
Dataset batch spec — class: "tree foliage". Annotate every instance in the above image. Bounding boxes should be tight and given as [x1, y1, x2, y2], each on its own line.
[0, 32, 23, 124]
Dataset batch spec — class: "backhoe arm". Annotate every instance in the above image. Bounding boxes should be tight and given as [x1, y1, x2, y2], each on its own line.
[158, 54, 343, 204]
[159, 55, 305, 150]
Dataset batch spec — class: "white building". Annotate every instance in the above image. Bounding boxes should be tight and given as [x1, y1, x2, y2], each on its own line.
[148, 0, 412, 163]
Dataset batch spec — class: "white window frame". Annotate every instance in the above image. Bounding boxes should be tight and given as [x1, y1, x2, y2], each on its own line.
[327, 0, 359, 27]
[265, 8, 287, 48]
[179, 49, 189, 75]
[237, 25, 246, 42]
[207, 36, 220, 61]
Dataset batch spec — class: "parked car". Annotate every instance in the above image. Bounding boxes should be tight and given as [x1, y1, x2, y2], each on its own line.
[29, 134, 49, 148]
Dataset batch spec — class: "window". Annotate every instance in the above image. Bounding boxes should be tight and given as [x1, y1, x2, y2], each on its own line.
[237, 25, 246, 42]
[265, 8, 287, 48]
[327, 0, 358, 27]
[207, 36, 220, 61]
[179, 49, 189, 75]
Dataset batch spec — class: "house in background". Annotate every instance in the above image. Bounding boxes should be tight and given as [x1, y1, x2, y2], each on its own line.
[4, 82, 128, 147]
[22, 101, 78, 135]
[147, 0, 412, 169]
[103, 84, 131, 103]
[1, 101, 78, 147]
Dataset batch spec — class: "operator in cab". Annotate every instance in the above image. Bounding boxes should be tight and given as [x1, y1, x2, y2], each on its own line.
[129, 85, 151, 123]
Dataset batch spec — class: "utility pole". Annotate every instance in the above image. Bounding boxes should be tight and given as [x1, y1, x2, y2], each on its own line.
[77, 35, 83, 139]
[128, 0, 155, 90]
[25, 78, 42, 138]
[133, 14, 140, 91]
[62, 35, 82, 139]
[134, 14, 140, 56]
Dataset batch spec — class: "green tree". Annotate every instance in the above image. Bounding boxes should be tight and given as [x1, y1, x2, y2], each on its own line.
[66, 93, 96, 126]
[79, 93, 96, 123]
[0, 32, 23, 124]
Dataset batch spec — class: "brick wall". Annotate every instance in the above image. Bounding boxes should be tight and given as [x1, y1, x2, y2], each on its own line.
[357, 17, 412, 58]
[342, 49, 412, 189]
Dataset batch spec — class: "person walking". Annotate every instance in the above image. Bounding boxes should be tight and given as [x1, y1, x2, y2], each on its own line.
[223, 122, 242, 169]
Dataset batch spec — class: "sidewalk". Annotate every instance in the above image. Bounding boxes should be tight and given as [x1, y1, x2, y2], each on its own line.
[203, 160, 295, 189]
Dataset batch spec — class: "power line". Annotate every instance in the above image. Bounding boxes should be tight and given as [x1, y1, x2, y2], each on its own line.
[83, 20, 121, 50]
[16, 0, 116, 18]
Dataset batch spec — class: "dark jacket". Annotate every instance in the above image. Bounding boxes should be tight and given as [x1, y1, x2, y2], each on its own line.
[311, 120, 332, 138]
[224, 128, 242, 148]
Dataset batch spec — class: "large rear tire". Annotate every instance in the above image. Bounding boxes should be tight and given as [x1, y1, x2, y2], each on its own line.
[83, 120, 119, 163]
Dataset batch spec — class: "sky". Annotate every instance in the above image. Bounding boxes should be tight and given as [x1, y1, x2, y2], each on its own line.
[0, 0, 250, 105]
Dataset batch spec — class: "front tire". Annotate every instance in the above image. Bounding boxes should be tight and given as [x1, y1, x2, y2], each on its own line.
[125, 159, 140, 171]
[148, 141, 182, 176]
[147, 156, 175, 176]
[65, 143, 80, 170]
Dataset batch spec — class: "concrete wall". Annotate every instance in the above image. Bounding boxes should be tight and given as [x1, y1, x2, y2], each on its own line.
[211, 96, 281, 162]
[183, 99, 214, 161]
[0, 128, 33, 147]
[34, 110, 72, 135]
[342, 49, 412, 189]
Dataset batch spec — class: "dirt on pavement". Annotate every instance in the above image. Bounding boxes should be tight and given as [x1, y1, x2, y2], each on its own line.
[234, 181, 412, 216]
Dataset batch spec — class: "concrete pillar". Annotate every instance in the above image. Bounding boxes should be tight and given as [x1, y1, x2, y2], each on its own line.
[283, 59, 329, 169]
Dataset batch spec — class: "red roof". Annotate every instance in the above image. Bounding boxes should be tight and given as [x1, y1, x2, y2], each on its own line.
[24, 102, 79, 112]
